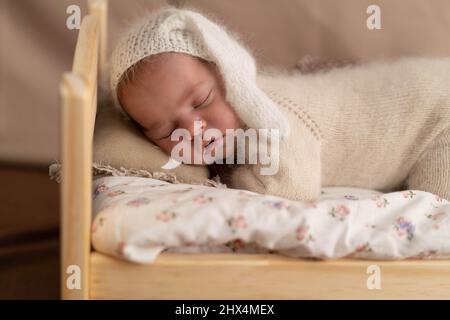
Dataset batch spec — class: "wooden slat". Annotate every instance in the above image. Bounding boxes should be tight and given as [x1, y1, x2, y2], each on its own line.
[60, 73, 93, 299]
[88, 0, 108, 82]
[72, 15, 99, 136]
[72, 15, 99, 89]
[90, 252, 450, 299]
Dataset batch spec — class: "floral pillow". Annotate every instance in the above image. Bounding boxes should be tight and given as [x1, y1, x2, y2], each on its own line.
[91, 176, 450, 264]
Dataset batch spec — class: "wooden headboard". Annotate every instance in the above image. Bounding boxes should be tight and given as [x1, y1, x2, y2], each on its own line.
[59, 0, 107, 300]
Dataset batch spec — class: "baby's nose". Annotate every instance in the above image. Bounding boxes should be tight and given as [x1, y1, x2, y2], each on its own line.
[181, 117, 203, 135]
[181, 118, 211, 145]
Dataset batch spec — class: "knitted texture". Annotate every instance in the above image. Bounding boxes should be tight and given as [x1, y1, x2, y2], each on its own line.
[109, 6, 290, 140]
[294, 55, 359, 74]
[227, 56, 450, 201]
[225, 88, 323, 202]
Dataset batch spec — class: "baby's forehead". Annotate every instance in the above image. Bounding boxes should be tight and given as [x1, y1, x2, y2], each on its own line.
[139, 52, 203, 71]
[119, 56, 198, 109]
[127, 53, 213, 90]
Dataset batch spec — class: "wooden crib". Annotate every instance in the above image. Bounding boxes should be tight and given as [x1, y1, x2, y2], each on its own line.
[59, 0, 450, 300]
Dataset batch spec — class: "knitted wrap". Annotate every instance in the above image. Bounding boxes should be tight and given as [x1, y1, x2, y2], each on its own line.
[109, 6, 290, 140]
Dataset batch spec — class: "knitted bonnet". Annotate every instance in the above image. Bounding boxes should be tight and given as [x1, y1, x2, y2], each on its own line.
[109, 6, 290, 140]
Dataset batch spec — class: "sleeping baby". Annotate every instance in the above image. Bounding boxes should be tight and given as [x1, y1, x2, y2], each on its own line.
[109, 7, 450, 202]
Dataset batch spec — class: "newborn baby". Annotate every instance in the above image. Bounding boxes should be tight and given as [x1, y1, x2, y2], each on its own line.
[110, 7, 450, 201]
[117, 52, 246, 165]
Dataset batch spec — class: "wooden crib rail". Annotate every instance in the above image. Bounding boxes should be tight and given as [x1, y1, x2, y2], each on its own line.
[60, 72, 93, 300]
[60, 1, 105, 298]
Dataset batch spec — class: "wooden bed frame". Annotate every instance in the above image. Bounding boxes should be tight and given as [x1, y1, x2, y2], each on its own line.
[60, 0, 450, 300]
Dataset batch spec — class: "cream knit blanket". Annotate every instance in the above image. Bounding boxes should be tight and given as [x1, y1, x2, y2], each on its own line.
[225, 57, 450, 201]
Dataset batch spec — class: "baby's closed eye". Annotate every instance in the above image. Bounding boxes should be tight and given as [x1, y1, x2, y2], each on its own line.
[193, 88, 213, 109]
[157, 88, 215, 140]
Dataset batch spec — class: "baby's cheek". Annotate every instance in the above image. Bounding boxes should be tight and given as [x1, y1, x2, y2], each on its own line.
[209, 109, 234, 131]
[168, 141, 190, 162]
[144, 132, 172, 154]
[159, 140, 177, 155]
[162, 139, 200, 164]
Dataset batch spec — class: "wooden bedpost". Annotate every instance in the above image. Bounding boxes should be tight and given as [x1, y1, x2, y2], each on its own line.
[60, 73, 93, 300]
[60, 13, 99, 299]
[88, 0, 108, 84]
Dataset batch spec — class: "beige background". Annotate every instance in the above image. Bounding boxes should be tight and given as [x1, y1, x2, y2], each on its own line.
[1, 0, 450, 165]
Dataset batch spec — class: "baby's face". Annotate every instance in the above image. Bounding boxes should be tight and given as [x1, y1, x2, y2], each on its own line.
[118, 52, 245, 165]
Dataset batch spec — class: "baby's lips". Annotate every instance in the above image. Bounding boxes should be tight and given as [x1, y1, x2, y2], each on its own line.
[190, 134, 214, 149]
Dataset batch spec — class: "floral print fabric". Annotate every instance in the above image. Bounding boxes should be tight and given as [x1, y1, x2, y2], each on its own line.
[91, 176, 450, 264]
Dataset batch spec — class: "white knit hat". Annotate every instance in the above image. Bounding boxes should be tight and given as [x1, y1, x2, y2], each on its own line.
[109, 6, 291, 140]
